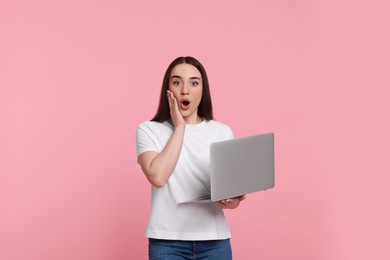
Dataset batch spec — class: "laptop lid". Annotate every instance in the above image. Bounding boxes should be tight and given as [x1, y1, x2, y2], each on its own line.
[210, 132, 275, 202]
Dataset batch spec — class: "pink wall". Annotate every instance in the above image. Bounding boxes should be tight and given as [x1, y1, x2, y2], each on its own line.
[1, 0, 389, 259]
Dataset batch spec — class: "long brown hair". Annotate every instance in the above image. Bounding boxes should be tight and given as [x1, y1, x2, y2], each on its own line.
[151, 56, 214, 122]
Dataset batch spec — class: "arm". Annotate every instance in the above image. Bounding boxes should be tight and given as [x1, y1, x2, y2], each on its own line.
[137, 90, 186, 188]
[137, 126, 184, 188]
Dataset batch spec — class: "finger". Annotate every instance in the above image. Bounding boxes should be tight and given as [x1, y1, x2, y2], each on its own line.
[168, 91, 178, 111]
[239, 195, 247, 201]
[168, 93, 177, 115]
[166, 91, 172, 107]
[218, 202, 228, 209]
[172, 95, 179, 111]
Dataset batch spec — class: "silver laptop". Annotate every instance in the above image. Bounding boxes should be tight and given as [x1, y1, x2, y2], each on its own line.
[182, 132, 275, 203]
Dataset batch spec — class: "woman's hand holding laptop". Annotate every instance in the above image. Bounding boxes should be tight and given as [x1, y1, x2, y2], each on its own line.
[217, 195, 246, 209]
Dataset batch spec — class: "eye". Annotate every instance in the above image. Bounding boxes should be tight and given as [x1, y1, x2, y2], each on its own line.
[172, 80, 182, 87]
[191, 81, 199, 87]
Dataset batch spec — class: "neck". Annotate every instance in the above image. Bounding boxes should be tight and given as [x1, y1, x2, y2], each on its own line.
[184, 115, 203, 125]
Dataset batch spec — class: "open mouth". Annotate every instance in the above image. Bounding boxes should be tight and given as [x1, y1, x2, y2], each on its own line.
[180, 99, 190, 110]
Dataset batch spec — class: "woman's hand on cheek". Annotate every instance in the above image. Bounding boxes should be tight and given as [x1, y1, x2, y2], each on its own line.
[217, 195, 246, 209]
[167, 90, 186, 129]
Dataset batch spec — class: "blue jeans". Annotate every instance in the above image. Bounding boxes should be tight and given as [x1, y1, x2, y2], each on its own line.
[148, 238, 232, 260]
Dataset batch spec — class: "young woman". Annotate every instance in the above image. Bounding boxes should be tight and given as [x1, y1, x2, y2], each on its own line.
[136, 56, 245, 259]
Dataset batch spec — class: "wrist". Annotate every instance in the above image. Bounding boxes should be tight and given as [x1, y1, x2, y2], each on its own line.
[174, 124, 186, 132]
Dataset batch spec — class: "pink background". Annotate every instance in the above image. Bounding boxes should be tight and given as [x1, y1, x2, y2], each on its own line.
[1, 0, 389, 259]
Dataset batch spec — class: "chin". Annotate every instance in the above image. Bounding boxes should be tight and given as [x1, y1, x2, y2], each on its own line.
[181, 111, 195, 119]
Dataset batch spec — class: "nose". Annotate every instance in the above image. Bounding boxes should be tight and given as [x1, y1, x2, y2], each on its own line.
[181, 83, 190, 95]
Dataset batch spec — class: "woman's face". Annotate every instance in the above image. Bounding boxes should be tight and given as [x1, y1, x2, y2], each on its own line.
[168, 63, 203, 123]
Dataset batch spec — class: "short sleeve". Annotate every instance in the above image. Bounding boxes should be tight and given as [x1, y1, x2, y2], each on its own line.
[225, 125, 234, 140]
[219, 124, 234, 141]
[136, 122, 159, 157]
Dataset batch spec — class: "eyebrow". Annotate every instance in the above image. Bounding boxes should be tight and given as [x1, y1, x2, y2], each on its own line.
[171, 75, 201, 80]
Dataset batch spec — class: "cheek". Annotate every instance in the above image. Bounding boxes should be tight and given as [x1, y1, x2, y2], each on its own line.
[196, 89, 203, 102]
[168, 87, 179, 97]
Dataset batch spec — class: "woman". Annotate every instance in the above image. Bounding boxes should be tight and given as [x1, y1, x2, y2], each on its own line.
[136, 56, 245, 259]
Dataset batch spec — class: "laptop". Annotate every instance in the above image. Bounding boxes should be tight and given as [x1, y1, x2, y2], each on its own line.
[181, 132, 275, 203]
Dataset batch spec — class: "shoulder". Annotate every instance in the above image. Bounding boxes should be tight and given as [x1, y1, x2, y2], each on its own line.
[137, 120, 173, 132]
[136, 121, 173, 153]
[205, 120, 234, 139]
[136, 121, 173, 140]
[206, 120, 232, 130]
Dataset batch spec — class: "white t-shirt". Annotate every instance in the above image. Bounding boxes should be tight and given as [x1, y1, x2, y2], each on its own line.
[136, 119, 234, 240]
